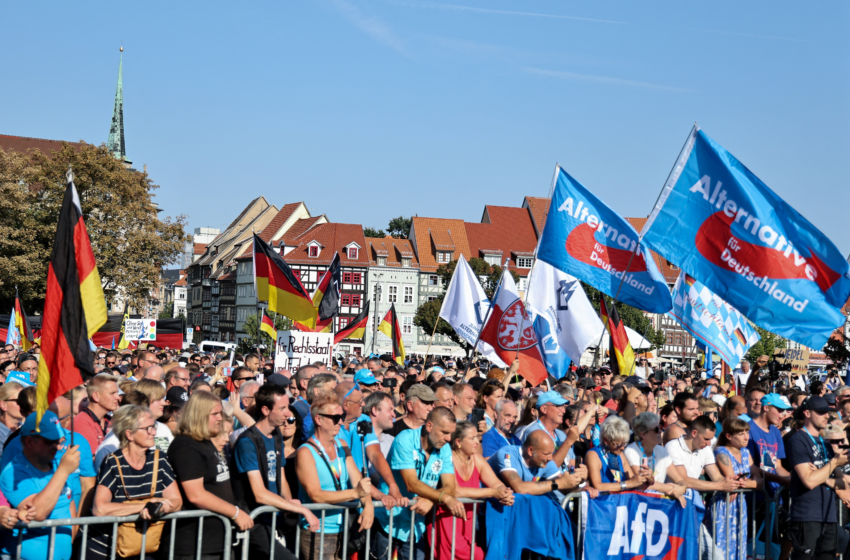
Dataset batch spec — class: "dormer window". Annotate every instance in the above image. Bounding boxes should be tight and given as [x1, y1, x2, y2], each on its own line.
[377, 256, 387, 266]
[309, 246, 319, 258]
[348, 247, 358, 260]
[437, 251, 451, 264]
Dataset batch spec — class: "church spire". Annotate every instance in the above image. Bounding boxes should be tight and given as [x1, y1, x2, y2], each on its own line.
[107, 46, 130, 165]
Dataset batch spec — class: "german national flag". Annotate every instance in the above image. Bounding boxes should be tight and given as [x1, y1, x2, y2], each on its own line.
[253, 233, 318, 324]
[600, 297, 634, 376]
[334, 301, 369, 345]
[14, 289, 34, 352]
[260, 310, 277, 339]
[294, 253, 340, 332]
[36, 169, 107, 424]
[378, 303, 406, 366]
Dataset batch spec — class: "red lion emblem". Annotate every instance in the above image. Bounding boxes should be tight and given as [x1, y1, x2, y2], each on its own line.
[496, 299, 538, 351]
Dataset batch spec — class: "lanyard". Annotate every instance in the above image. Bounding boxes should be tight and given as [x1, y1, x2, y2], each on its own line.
[535, 420, 560, 449]
[802, 427, 829, 463]
[636, 441, 647, 458]
[310, 437, 343, 485]
[599, 447, 624, 477]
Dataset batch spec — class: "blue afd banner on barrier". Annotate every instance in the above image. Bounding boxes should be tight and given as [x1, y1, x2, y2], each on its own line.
[537, 166, 673, 314]
[584, 492, 699, 560]
[642, 128, 850, 349]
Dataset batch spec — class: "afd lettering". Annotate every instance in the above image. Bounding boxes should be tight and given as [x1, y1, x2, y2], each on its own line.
[607, 503, 669, 557]
[558, 196, 638, 253]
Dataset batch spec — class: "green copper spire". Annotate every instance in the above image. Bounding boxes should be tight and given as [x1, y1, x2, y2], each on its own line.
[107, 47, 129, 164]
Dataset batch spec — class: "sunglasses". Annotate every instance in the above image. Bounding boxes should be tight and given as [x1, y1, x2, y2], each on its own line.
[318, 413, 344, 425]
[284, 417, 297, 425]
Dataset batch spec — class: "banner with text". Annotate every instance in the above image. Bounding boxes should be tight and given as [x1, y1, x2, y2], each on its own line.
[275, 331, 333, 373]
[774, 347, 810, 375]
[124, 319, 156, 341]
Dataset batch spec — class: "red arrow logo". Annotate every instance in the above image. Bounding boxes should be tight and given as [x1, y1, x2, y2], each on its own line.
[566, 223, 649, 274]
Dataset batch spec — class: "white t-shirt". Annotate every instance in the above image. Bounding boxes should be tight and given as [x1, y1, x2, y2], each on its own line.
[94, 422, 174, 473]
[624, 442, 675, 483]
[733, 369, 751, 390]
[664, 436, 715, 479]
[634, 366, 653, 380]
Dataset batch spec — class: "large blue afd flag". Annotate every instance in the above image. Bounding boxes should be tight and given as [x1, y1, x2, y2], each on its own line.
[537, 166, 673, 313]
[641, 127, 850, 349]
[584, 491, 699, 560]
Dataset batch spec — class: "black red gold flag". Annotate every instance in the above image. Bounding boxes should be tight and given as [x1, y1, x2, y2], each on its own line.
[600, 297, 635, 376]
[378, 303, 406, 365]
[333, 301, 370, 345]
[253, 233, 318, 324]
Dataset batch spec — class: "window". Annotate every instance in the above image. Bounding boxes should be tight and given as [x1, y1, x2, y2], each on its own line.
[377, 257, 387, 266]
[437, 251, 451, 263]
[427, 296, 437, 302]
[373, 284, 381, 302]
[403, 316, 413, 334]
[338, 317, 350, 329]
[348, 247, 358, 259]
[352, 272, 362, 284]
[401, 258, 411, 268]
[666, 332, 674, 345]
[343, 272, 352, 284]
[404, 286, 413, 304]
[666, 260, 678, 270]
[341, 294, 351, 306]
[388, 285, 398, 303]
[516, 257, 534, 268]
[350, 294, 361, 307]
[484, 255, 500, 266]
[429, 275, 439, 286]
[309, 245, 319, 258]
[518, 278, 527, 291]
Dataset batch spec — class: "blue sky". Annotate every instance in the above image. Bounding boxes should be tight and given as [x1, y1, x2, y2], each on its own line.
[2, 1, 848, 254]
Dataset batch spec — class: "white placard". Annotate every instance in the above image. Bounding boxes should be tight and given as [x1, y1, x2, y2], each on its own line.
[125, 319, 157, 341]
[274, 331, 333, 373]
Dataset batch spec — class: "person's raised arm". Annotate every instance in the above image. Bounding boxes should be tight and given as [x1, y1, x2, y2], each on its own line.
[32, 445, 80, 521]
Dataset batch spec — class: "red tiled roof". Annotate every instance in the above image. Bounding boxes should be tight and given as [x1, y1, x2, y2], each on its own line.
[0, 134, 85, 157]
[465, 205, 538, 276]
[258, 203, 302, 243]
[281, 216, 324, 243]
[524, 196, 551, 236]
[624, 217, 680, 283]
[283, 223, 369, 267]
[366, 236, 420, 268]
[410, 217, 472, 272]
[174, 274, 187, 287]
[193, 243, 207, 255]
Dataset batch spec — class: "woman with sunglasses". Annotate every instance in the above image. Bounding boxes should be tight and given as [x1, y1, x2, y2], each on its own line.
[296, 393, 373, 560]
[624, 412, 688, 505]
[585, 416, 650, 493]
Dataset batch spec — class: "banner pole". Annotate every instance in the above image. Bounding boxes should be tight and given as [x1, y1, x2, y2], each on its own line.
[422, 318, 440, 365]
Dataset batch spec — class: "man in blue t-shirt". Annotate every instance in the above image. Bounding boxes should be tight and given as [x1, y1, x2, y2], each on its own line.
[374, 407, 466, 560]
[748, 393, 793, 497]
[232, 384, 319, 558]
[0, 412, 80, 560]
[482, 399, 521, 459]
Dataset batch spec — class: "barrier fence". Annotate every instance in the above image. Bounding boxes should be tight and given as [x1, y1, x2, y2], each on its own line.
[9, 489, 790, 560]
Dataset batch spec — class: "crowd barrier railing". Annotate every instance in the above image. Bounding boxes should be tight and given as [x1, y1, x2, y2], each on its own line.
[703, 488, 774, 560]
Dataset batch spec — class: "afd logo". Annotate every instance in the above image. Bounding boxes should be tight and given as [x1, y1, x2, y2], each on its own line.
[607, 503, 682, 558]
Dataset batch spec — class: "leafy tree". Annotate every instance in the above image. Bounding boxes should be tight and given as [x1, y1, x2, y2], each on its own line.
[363, 227, 385, 238]
[386, 216, 412, 239]
[823, 336, 849, 370]
[581, 283, 667, 349]
[745, 326, 786, 363]
[158, 303, 174, 319]
[239, 312, 293, 356]
[0, 142, 187, 313]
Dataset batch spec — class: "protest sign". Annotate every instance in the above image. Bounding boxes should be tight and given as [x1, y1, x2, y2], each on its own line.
[124, 319, 156, 341]
[274, 330, 333, 373]
[774, 347, 810, 375]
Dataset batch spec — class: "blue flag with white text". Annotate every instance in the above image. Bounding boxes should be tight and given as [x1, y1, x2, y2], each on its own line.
[641, 128, 850, 349]
[537, 166, 673, 313]
[584, 491, 699, 560]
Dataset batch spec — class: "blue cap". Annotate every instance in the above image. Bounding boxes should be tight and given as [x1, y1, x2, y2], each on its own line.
[430, 366, 445, 375]
[21, 411, 65, 441]
[5, 371, 33, 388]
[354, 369, 379, 386]
[761, 394, 792, 410]
[536, 390, 569, 408]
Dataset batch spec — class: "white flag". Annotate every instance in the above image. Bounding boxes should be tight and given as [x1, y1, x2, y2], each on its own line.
[438, 257, 506, 367]
[526, 260, 604, 376]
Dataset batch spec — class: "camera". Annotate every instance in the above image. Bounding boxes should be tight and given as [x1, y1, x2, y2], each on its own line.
[758, 358, 793, 383]
[356, 420, 373, 436]
[381, 378, 398, 389]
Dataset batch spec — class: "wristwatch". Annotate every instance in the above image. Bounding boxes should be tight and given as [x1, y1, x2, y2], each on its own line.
[620, 480, 627, 491]
[551, 480, 558, 492]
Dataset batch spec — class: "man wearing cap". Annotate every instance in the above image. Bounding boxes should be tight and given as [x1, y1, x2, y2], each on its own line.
[388, 384, 436, 436]
[517, 391, 574, 470]
[785, 395, 850, 559]
[748, 394, 793, 499]
[0, 412, 81, 560]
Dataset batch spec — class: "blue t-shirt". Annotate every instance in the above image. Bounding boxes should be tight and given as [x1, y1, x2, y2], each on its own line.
[587, 446, 625, 484]
[482, 428, 521, 458]
[234, 432, 279, 496]
[747, 420, 786, 497]
[0, 453, 74, 560]
[0, 431, 95, 509]
[337, 414, 378, 472]
[376, 426, 454, 542]
[292, 398, 313, 441]
[520, 421, 575, 467]
[488, 444, 561, 488]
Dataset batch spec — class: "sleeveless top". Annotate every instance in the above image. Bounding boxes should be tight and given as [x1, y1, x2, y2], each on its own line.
[298, 440, 350, 533]
[588, 445, 625, 484]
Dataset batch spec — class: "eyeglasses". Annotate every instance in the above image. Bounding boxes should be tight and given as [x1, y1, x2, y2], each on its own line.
[106, 361, 116, 366]
[177, 377, 190, 382]
[284, 417, 297, 425]
[135, 425, 157, 434]
[36, 436, 64, 447]
[236, 376, 257, 382]
[318, 413, 344, 424]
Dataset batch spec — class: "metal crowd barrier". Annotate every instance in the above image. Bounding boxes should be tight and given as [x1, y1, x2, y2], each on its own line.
[701, 488, 773, 560]
[10, 509, 234, 560]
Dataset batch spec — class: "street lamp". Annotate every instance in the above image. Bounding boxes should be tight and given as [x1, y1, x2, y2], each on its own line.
[371, 274, 383, 355]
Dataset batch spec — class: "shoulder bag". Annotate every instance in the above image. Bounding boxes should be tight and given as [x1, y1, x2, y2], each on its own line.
[113, 448, 166, 557]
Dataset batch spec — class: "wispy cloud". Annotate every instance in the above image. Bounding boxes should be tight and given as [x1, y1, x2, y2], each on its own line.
[329, 0, 409, 55]
[383, 0, 628, 25]
[522, 67, 694, 93]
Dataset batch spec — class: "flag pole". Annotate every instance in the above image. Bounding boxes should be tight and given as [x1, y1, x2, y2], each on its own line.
[463, 272, 503, 377]
[593, 294, 608, 367]
[422, 318, 440, 365]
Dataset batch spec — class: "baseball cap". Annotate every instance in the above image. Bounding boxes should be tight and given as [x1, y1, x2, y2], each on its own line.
[407, 384, 437, 403]
[5, 371, 34, 388]
[803, 395, 835, 414]
[21, 411, 65, 440]
[266, 373, 292, 387]
[429, 366, 446, 375]
[761, 394, 792, 410]
[166, 387, 189, 405]
[354, 369, 379, 386]
[536, 390, 569, 408]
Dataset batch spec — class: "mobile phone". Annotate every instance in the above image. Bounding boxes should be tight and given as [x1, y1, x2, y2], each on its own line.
[382, 378, 398, 388]
[736, 472, 751, 480]
[575, 456, 583, 468]
[568, 464, 576, 474]
[145, 502, 163, 517]
[641, 457, 649, 469]
[470, 408, 486, 426]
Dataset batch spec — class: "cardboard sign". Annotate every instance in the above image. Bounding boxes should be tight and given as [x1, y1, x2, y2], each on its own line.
[274, 331, 333, 373]
[773, 347, 810, 374]
[125, 319, 157, 341]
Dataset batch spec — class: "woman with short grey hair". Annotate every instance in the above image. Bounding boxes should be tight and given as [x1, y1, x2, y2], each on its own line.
[585, 416, 650, 493]
[624, 412, 688, 505]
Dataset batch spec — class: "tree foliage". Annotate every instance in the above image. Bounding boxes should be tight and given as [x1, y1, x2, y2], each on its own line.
[823, 336, 850, 370]
[745, 326, 787, 363]
[386, 216, 412, 239]
[239, 313, 294, 356]
[0, 142, 188, 313]
[158, 303, 174, 319]
[363, 227, 386, 238]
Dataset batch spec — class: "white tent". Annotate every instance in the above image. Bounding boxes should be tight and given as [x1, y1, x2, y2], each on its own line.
[598, 326, 653, 351]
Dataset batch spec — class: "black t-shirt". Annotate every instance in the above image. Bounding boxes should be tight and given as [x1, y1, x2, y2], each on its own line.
[167, 435, 236, 555]
[786, 428, 836, 522]
[388, 417, 415, 437]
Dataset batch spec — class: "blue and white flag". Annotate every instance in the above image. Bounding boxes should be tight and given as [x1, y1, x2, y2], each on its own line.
[668, 273, 760, 368]
[525, 260, 604, 377]
[641, 127, 850, 349]
[5, 310, 19, 347]
[537, 166, 673, 314]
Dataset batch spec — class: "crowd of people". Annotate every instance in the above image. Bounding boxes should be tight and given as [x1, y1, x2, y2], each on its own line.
[0, 343, 846, 560]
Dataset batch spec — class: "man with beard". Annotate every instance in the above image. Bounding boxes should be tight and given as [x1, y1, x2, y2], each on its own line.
[662, 392, 700, 445]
